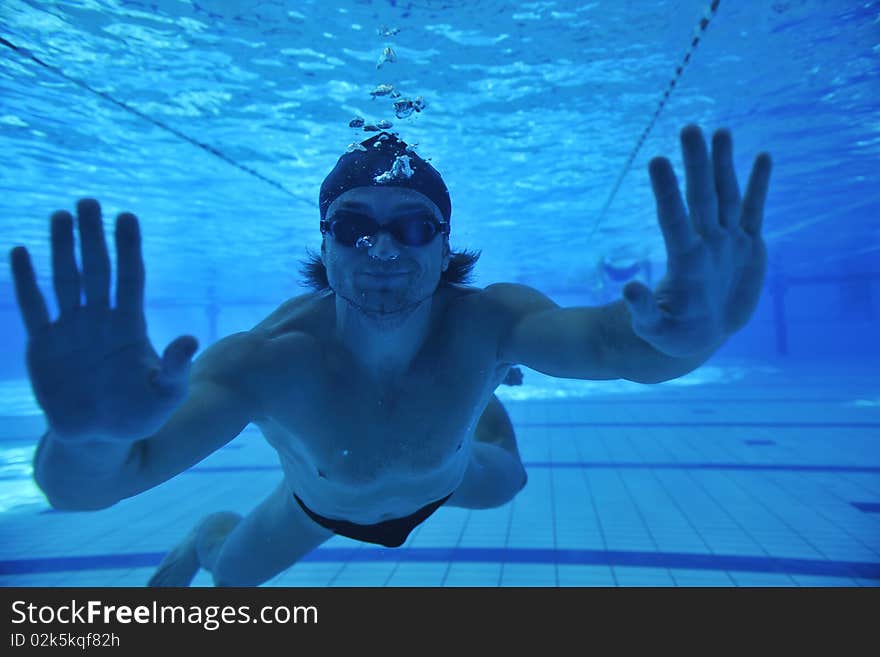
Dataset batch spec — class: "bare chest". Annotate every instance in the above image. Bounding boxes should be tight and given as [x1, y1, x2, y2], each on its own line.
[257, 326, 507, 488]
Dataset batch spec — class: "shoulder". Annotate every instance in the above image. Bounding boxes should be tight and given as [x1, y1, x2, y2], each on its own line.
[443, 283, 560, 352]
[443, 282, 558, 310]
[193, 293, 329, 383]
[476, 283, 560, 318]
[253, 291, 332, 336]
[190, 330, 270, 384]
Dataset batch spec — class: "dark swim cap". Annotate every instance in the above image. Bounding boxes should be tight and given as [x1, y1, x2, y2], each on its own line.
[319, 132, 451, 225]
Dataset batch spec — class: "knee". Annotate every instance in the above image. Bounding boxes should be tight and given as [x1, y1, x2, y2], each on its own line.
[499, 466, 528, 505]
[479, 463, 528, 510]
[195, 512, 242, 569]
[209, 530, 297, 588]
[212, 572, 259, 587]
[205, 517, 272, 588]
[211, 559, 267, 587]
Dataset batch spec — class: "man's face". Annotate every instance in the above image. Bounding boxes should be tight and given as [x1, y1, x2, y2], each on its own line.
[321, 186, 450, 316]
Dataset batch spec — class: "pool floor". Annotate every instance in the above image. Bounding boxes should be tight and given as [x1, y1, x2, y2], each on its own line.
[1, 363, 878, 587]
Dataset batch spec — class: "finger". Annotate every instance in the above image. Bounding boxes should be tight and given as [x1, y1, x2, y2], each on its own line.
[50, 210, 81, 315]
[711, 129, 741, 229]
[76, 198, 111, 309]
[622, 281, 663, 339]
[741, 152, 772, 236]
[10, 246, 50, 336]
[153, 335, 199, 392]
[115, 212, 144, 314]
[681, 124, 720, 237]
[649, 157, 698, 257]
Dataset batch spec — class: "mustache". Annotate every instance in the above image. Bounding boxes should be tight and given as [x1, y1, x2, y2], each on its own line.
[359, 263, 415, 275]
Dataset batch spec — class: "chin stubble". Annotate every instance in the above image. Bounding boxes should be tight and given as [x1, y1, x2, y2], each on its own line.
[330, 284, 436, 323]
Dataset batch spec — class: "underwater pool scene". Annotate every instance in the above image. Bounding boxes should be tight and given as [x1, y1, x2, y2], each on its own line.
[1, 0, 878, 587]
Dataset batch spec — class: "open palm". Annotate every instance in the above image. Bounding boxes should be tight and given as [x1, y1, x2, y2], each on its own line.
[622, 125, 773, 358]
[10, 199, 197, 441]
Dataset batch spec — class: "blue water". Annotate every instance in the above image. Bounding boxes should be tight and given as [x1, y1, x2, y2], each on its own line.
[0, 0, 878, 586]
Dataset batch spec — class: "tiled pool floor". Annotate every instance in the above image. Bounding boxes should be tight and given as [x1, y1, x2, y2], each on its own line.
[1, 364, 878, 586]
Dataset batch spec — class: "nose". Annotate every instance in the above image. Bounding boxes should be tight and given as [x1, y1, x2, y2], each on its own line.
[367, 230, 401, 261]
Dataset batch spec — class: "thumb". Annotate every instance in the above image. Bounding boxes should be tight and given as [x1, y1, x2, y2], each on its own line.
[622, 282, 662, 337]
[154, 335, 199, 390]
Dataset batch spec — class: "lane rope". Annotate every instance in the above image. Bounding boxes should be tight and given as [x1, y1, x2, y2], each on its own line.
[0, 35, 316, 208]
[586, 0, 721, 244]
[3, 1, 721, 218]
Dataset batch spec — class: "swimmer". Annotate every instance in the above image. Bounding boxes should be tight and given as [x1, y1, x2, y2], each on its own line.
[10, 125, 771, 586]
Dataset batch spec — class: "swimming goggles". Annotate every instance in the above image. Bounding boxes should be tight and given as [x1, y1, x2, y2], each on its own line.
[321, 210, 449, 248]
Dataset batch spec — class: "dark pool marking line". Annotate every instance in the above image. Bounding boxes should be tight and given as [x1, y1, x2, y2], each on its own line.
[0, 437, 254, 445]
[507, 398, 877, 405]
[0, 36, 315, 209]
[1, 420, 875, 447]
[1, 547, 876, 580]
[69, 462, 880, 475]
[851, 502, 880, 513]
[516, 422, 880, 428]
[523, 463, 880, 473]
[0, 398, 871, 415]
[8, 461, 880, 485]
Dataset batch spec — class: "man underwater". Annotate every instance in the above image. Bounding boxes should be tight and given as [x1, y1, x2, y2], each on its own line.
[10, 125, 771, 586]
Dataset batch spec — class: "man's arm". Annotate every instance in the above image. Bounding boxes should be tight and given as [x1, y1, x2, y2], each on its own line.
[34, 332, 260, 510]
[492, 126, 770, 382]
[489, 283, 719, 384]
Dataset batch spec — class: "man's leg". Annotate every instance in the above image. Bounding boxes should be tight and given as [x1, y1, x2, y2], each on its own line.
[473, 392, 522, 460]
[148, 479, 333, 587]
[447, 394, 527, 510]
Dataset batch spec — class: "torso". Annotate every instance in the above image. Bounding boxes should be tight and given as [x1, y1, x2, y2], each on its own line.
[238, 284, 512, 524]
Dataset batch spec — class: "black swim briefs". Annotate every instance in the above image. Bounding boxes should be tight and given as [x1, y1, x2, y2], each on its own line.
[293, 493, 453, 548]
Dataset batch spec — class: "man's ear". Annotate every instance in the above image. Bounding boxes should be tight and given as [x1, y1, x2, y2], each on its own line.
[441, 240, 451, 272]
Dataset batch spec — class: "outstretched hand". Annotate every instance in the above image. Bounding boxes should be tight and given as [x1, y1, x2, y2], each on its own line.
[622, 125, 772, 358]
[10, 199, 198, 441]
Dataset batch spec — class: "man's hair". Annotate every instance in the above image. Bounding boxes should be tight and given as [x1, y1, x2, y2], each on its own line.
[299, 247, 481, 291]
